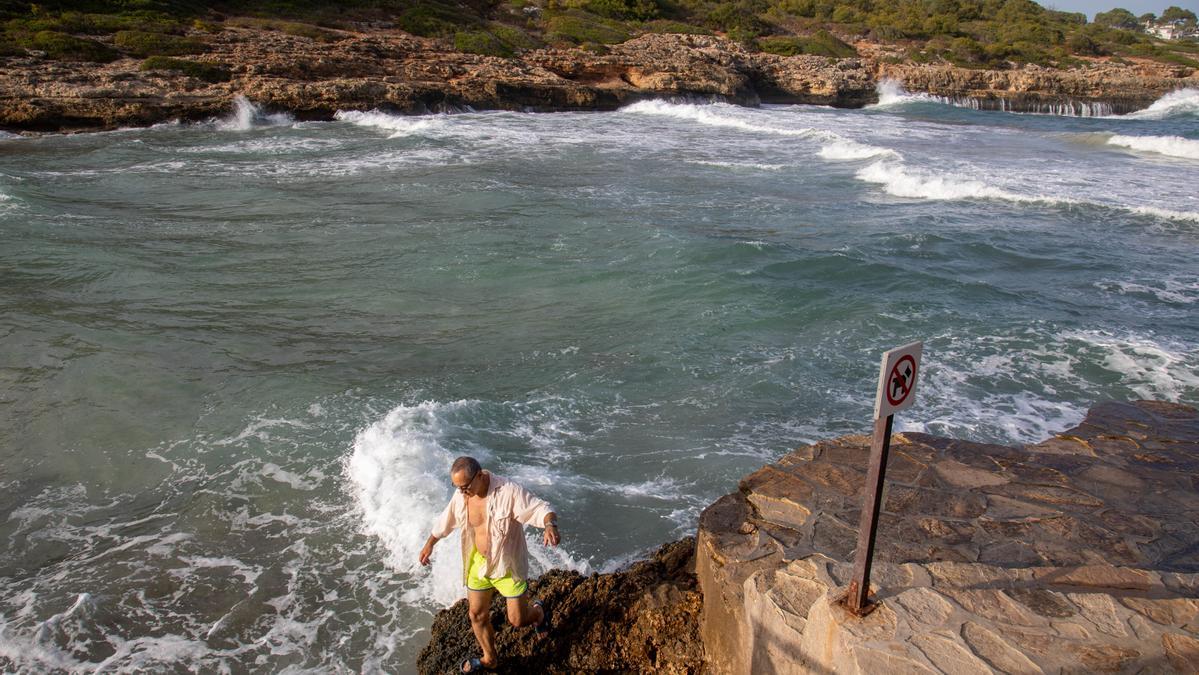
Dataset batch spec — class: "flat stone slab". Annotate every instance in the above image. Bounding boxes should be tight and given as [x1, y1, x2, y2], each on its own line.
[698, 400, 1199, 674]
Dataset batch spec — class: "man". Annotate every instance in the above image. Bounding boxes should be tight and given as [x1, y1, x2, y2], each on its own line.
[419, 456, 561, 673]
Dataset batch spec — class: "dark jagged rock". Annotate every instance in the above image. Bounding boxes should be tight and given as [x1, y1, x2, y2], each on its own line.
[416, 538, 703, 675]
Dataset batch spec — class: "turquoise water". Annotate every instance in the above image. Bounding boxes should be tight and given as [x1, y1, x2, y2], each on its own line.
[1, 88, 1197, 670]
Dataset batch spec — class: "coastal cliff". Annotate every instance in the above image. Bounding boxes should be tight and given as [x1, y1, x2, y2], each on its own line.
[2, 29, 1196, 133]
[419, 400, 1199, 674]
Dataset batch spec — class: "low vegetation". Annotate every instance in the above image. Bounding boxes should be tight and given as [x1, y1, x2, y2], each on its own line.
[0, 0, 1195, 71]
[140, 55, 231, 81]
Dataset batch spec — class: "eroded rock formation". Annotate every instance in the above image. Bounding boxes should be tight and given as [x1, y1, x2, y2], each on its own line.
[699, 400, 1199, 673]
[2, 29, 1196, 132]
[415, 537, 703, 674]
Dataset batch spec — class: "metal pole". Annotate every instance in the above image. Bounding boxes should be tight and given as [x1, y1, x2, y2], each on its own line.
[847, 413, 893, 615]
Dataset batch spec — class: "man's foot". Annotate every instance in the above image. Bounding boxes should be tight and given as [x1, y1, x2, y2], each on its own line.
[461, 656, 496, 673]
[532, 600, 550, 635]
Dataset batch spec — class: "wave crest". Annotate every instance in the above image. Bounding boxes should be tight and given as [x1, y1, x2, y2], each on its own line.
[620, 100, 820, 137]
[855, 160, 1062, 203]
[333, 110, 445, 137]
[1107, 134, 1199, 160]
[1123, 87, 1199, 120]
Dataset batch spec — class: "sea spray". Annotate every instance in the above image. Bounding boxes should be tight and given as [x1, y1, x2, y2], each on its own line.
[345, 401, 469, 607]
[216, 95, 295, 131]
[1121, 87, 1199, 119]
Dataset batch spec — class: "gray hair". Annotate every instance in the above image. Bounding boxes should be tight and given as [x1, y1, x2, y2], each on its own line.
[451, 456, 481, 478]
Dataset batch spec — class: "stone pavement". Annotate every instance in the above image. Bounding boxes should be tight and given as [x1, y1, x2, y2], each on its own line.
[698, 400, 1199, 674]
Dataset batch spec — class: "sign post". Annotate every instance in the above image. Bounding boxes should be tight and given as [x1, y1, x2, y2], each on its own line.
[844, 340, 922, 616]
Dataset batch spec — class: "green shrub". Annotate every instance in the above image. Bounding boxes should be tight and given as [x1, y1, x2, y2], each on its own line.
[28, 30, 117, 61]
[760, 29, 854, 57]
[397, 4, 481, 38]
[1155, 51, 1199, 69]
[224, 17, 338, 41]
[705, 2, 767, 39]
[113, 30, 204, 56]
[947, 35, 987, 64]
[640, 19, 711, 34]
[454, 29, 511, 56]
[192, 19, 223, 33]
[545, 10, 630, 44]
[585, 0, 658, 21]
[489, 22, 542, 49]
[140, 55, 231, 82]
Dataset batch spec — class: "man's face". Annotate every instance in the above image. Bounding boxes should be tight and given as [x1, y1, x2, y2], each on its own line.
[452, 469, 480, 496]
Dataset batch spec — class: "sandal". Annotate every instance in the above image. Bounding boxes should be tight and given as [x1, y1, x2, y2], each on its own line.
[533, 599, 551, 635]
[461, 657, 493, 673]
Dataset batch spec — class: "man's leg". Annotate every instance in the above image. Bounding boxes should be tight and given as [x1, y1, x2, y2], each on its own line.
[505, 594, 544, 628]
[467, 588, 498, 669]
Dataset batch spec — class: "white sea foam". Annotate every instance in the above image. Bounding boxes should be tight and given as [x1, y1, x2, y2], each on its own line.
[855, 160, 1064, 204]
[1097, 277, 1199, 305]
[334, 109, 445, 137]
[1121, 87, 1199, 120]
[690, 160, 787, 171]
[216, 95, 295, 131]
[1128, 205, 1199, 223]
[870, 79, 937, 108]
[818, 139, 900, 161]
[620, 100, 820, 137]
[0, 131, 21, 140]
[1062, 330, 1199, 401]
[1107, 134, 1199, 160]
[344, 400, 474, 608]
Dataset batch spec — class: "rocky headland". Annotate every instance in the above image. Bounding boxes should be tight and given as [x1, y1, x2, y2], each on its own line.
[2, 28, 1197, 133]
[418, 400, 1199, 674]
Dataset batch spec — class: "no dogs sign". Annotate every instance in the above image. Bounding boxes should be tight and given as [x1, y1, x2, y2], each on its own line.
[873, 341, 922, 419]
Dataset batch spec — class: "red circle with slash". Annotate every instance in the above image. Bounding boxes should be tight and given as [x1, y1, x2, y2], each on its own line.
[886, 355, 917, 406]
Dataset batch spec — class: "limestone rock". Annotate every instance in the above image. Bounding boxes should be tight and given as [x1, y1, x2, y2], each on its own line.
[699, 400, 1199, 674]
[3, 28, 1196, 133]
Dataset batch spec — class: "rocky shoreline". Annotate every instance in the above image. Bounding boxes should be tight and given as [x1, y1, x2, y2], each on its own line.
[418, 400, 1199, 674]
[2, 30, 1197, 133]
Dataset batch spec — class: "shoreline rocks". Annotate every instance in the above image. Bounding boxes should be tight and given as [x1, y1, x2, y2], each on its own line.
[2, 30, 1196, 133]
[415, 538, 703, 674]
[418, 400, 1198, 674]
[698, 400, 1199, 674]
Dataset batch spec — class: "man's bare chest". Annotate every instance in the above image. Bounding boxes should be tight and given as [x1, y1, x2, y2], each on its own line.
[467, 496, 488, 528]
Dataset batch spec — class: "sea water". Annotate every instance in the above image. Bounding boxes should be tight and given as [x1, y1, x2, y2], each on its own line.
[1, 86, 1197, 671]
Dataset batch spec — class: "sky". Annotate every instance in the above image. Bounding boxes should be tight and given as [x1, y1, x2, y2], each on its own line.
[1037, 0, 1199, 19]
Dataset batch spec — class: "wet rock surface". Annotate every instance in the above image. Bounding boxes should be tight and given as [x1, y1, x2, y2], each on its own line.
[416, 538, 703, 674]
[2, 29, 1195, 132]
[699, 400, 1199, 674]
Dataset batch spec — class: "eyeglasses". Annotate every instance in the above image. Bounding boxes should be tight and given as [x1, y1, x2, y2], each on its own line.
[453, 472, 477, 493]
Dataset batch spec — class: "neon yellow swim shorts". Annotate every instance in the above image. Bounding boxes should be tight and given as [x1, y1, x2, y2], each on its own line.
[466, 548, 527, 597]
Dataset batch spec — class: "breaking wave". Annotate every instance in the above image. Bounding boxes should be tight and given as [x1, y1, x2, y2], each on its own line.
[215, 95, 295, 131]
[1121, 88, 1199, 120]
[620, 100, 821, 137]
[855, 160, 1068, 204]
[818, 139, 900, 161]
[1107, 134, 1199, 160]
[855, 159, 1199, 223]
[333, 110, 446, 138]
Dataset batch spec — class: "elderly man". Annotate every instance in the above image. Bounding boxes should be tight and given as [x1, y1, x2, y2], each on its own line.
[419, 456, 561, 673]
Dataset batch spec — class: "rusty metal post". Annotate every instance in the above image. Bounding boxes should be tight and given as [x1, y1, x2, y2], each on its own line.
[846, 413, 894, 615]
